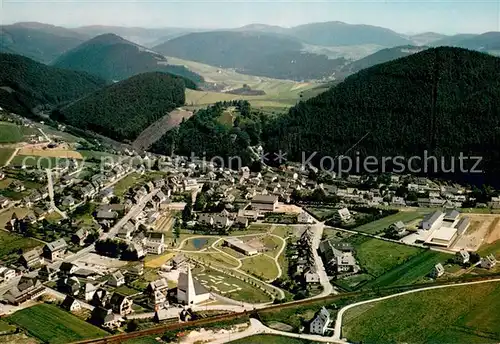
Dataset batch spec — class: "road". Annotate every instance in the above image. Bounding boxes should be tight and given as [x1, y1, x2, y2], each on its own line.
[64, 188, 159, 263]
[310, 221, 335, 297]
[45, 168, 68, 219]
[332, 277, 500, 340]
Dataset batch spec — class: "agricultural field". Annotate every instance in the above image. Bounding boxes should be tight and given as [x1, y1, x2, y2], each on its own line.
[10, 155, 74, 169]
[353, 211, 424, 234]
[7, 304, 108, 344]
[344, 235, 424, 278]
[240, 254, 279, 281]
[0, 148, 15, 166]
[342, 281, 500, 343]
[17, 147, 83, 159]
[361, 250, 452, 289]
[0, 122, 22, 143]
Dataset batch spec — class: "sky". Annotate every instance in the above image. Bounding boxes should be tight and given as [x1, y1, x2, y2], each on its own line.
[1, 0, 499, 34]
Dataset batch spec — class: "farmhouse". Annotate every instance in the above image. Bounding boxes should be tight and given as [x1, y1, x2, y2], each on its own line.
[19, 249, 42, 269]
[177, 266, 210, 305]
[430, 263, 445, 278]
[108, 271, 125, 287]
[251, 194, 278, 212]
[309, 306, 331, 335]
[223, 237, 258, 256]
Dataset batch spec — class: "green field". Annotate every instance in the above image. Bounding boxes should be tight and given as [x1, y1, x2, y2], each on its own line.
[345, 235, 424, 277]
[353, 211, 424, 234]
[113, 173, 145, 198]
[240, 254, 279, 281]
[343, 281, 500, 343]
[229, 334, 317, 343]
[10, 155, 74, 168]
[7, 304, 108, 344]
[362, 250, 452, 289]
[0, 230, 42, 264]
[0, 122, 22, 143]
[0, 148, 15, 166]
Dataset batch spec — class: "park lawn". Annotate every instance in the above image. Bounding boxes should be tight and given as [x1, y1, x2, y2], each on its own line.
[353, 211, 424, 234]
[362, 250, 452, 289]
[186, 251, 241, 269]
[261, 235, 284, 258]
[345, 235, 424, 277]
[229, 334, 316, 343]
[194, 267, 272, 303]
[343, 281, 500, 343]
[0, 147, 15, 166]
[246, 223, 273, 233]
[7, 303, 108, 344]
[240, 254, 279, 281]
[0, 122, 22, 143]
[271, 225, 294, 238]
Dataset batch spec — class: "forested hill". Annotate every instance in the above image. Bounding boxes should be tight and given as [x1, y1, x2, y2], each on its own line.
[53, 33, 204, 83]
[342, 45, 426, 73]
[262, 47, 500, 182]
[0, 53, 107, 115]
[53, 72, 192, 142]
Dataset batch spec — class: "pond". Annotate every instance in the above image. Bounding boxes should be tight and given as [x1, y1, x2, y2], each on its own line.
[192, 238, 208, 249]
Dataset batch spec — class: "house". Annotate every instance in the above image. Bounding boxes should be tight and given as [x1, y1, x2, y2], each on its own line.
[108, 271, 125, 287]
[128, 264, 144, 277]
[389, 221, 407, 236]
[251, 194, 278, 212]
[4, 277, 45, 305]
[91, 288, 108, 307]
[19, 249, 42, 269]
[150, 289, 168, 311]
[0, 195, 10, 208]
[61, 295, 81, 312]
[318, 240, 360, 274]
[90, 307, 121, 329]
[234, 216, 249, 228]
[59, 262, 78, 277]
[61, 196, 75, 207]
[131, 243, 145, 259]
[65, 276, 81, 295]
[170, 254, 187, 270]
[304, 266, 320, 283]
[144, 232, 165, 255]
[0, 267, 15, 283]
[481, 254, 497, 269]
[177, 266, 210, 305]
[43, 239, 67, 261]
[336, 208, 352, 222]
[309, 306, 331, 335]
[430, 263, 445, 278]
[148, 278, 170, 294]
[117, 221, 135, 240]
[455, 249, 470, 265]
[298, 211, 314, 224]
[84, 283, 97, 301]
[109, 292, 133, 316]
[72, 228, 89, 246]
[198, 213, 214, 226]
[223, 237, 258, 256]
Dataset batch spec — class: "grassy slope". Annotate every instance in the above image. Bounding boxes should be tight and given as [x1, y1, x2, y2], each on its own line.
[343, 282, 500, 343]
[8, 304, 108, 344]
[0, 122, 22, 143]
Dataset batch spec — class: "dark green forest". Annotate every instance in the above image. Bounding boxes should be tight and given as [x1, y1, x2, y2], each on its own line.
[53, 72, 193, 141]
[53, 34, 204, 83]
[0, 53, 107, 113]
[151, 100, 268, 166]
[262, 47, 500, 183]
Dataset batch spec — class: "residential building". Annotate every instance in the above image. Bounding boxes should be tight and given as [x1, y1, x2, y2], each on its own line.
[117, 221, 135, 240]
[319, 240, 360, 274]
[336, 208, 352, 222]
[19, 249, 42, 269]
[430, 263, 445, 278]
[43, 239, 67, 261]
[90, 307, 121, 329]
[61, 295, 81, 312]
[309, 307, 331, 335]
[109, 292, 133, 316]
[298, 211, 314, 224]
[4, 276, 45, 305]
[455, 249, 470, 265]
[84, 283, 97, 302]
[108, 271, 125, 287]
[72, 228, 89, 246]
[481, 254, 497, 269]
[170, 254, 187, 270]
[145, 232, 165, 255]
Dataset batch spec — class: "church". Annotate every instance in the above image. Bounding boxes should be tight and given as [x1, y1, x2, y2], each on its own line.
[176, 265, 211, 305]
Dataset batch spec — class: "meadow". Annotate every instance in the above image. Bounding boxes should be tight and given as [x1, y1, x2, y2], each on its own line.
[342, 281, 500, 343]
[7, 304, 108, 344]
[0, 148, 15, 166]
[240, 254, 279, 281]
[352, 211, 424, 234]
[0, 122, 22, 143]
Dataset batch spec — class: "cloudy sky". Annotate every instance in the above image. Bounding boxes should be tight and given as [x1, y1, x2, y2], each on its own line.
[1, 0, 499, 34]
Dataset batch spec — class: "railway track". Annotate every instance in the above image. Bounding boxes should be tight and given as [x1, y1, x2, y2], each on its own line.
[72, 273, 500, 344]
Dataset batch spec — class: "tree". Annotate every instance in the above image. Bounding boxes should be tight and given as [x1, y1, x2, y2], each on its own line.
[194, 192, 207, 211]
[126, 320, 139, 332]
[182, 200, 193, 222]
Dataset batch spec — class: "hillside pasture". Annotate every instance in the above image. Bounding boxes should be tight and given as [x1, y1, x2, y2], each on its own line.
[0, 122, 22, 143]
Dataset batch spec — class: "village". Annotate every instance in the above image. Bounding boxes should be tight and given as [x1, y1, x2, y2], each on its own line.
[0, 112, 500, 341]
